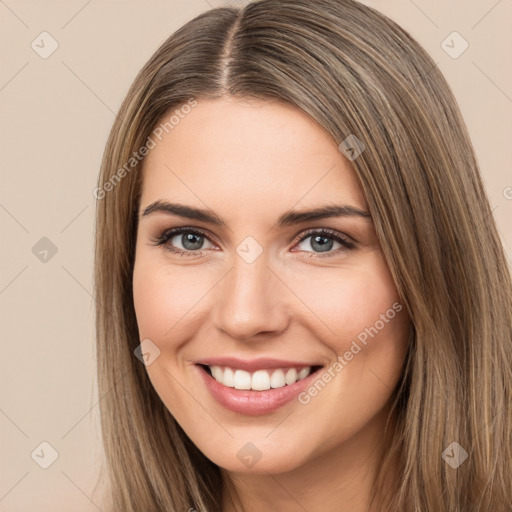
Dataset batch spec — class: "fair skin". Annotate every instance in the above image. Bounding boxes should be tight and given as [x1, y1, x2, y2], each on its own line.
[132, 97, 410, 512]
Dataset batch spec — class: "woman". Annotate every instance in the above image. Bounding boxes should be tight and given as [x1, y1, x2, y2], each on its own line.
[94, 0, 512, 510]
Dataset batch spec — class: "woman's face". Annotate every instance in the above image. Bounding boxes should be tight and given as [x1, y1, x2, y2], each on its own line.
[133, 97, 410, 474]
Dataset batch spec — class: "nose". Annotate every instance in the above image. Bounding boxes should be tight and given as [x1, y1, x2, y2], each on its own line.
[212, 253, 290, 342]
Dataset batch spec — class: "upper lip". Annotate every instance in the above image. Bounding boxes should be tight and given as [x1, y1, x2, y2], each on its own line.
[195, 357, 323, 373]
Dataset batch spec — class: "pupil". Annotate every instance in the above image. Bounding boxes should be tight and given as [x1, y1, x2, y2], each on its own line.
[312, 235, 333, 253]
[182, 233, 203, 250]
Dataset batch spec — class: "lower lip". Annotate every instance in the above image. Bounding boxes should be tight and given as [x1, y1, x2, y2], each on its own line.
[196, 365, 320, 416]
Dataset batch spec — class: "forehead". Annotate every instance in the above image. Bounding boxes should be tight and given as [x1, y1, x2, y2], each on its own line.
[140, 97, 367, 216]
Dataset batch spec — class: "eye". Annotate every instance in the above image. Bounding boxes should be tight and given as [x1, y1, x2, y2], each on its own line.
[150, 227, 216, 257]
[292, 228, 355, 258]
[150, 227, 355, 258]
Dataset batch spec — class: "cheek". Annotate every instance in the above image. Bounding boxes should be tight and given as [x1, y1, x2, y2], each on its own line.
[292, 260, 408, 447]
[291, 254, 403, 344]
[132, 256, 203, 408]
[132, 255, 211, 341]
[132, 262, 168, 340]
[292, 253, 409, 406]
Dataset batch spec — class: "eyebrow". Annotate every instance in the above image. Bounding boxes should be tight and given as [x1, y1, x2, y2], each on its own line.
[139, 200, 371, 228]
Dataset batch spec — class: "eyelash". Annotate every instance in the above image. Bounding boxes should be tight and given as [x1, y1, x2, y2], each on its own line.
[149, 226, 356, 259]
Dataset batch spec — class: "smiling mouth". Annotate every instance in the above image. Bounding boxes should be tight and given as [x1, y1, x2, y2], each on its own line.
[198, 364, 323, 391]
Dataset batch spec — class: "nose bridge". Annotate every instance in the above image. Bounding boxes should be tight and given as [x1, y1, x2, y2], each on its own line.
[212, 249, 288, 340]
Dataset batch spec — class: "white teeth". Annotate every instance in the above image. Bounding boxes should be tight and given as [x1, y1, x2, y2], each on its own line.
[207, 365, 313, 390]
[211, 366, 223, 382]
[270, 369, 285, 388]
[251, 370, 271, 391]
[285, 368, 298, 385]
[223, 367, 234, 387]
[298, 367, 310, 380]
[233, 369, 252, 390]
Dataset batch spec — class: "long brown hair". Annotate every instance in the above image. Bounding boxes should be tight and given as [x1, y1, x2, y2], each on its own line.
[94, 1, 512, 510]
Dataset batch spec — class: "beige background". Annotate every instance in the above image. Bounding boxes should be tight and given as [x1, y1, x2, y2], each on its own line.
[1, 0, 511, 510]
